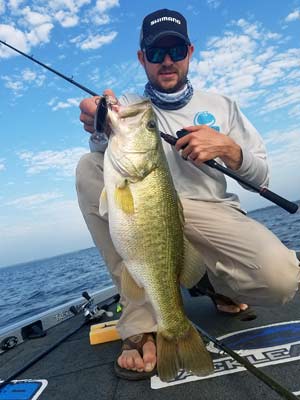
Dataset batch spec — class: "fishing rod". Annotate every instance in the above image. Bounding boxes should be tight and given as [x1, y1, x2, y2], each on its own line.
[161, 131, 299, 214]
[0, 40, 98, 97]
[0, 293, 120, 391]
[194, 322, 298, 400]
[1, 40, 298, 214]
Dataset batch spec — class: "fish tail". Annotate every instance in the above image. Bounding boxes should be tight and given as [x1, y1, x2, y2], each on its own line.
[157, 325, 214, 382]
[157, 332, 180, 382]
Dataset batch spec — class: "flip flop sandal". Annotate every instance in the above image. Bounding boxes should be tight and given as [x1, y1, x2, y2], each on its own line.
[189, 273, 257, 321]
[114, 333, 157, 380]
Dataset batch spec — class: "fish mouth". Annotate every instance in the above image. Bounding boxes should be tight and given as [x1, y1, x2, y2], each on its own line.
[107, 100, 153, 136]
[106, 100, 158, 180]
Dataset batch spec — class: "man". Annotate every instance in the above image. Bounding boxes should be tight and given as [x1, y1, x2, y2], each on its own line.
[77, 9, 300, 379]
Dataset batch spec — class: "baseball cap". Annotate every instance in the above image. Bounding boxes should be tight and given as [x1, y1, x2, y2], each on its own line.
[140, 9, 191, 49]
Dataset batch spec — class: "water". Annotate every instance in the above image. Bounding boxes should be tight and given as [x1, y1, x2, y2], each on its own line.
[0, 202, 299, 330]
[0, 247, 112, 329]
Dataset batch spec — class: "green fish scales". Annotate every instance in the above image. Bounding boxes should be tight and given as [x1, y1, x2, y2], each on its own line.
[100, 100, 214, 381]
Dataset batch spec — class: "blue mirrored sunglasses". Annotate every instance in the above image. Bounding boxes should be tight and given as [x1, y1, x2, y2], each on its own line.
[144, 44, 188, 64]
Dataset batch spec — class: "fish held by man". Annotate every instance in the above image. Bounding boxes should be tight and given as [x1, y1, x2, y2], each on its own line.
[99, 99, 214, 381]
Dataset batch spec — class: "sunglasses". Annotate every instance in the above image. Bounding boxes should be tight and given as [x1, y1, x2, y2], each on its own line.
[144, 44, 188, 64]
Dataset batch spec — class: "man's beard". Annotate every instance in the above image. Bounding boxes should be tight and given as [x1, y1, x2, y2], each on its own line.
[147, 67, 188, 93]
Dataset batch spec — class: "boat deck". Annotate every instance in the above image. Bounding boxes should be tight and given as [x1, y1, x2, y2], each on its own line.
[1, 291, 300, 400]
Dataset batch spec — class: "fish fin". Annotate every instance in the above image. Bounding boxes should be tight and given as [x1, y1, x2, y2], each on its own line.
[99, 188, 108, 217]
[157, 325, 213, 382]
[177, 325, 214, 377]
[114, 180, 134, 214]
[179, 237, 206, 289]
[156, 332, 180, 382]
[121, 264, 145, 303]
[177, 195, 185, 226]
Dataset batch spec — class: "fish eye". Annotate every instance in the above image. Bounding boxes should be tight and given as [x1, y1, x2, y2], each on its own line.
[147, 120, 156, 130]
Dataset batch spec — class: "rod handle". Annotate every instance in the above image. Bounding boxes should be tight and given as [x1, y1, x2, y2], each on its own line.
[259, 188, 298, 214]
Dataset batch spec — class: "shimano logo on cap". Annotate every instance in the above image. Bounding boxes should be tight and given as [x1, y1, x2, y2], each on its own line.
[150, 17, 181, 26]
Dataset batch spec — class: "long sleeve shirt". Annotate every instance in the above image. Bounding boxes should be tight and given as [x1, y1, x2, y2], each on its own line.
[89, 91, 269, 209]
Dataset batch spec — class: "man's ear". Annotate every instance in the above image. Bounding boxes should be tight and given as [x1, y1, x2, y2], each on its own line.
[137, 50, 145, 67]
[188, 45, 194, 59]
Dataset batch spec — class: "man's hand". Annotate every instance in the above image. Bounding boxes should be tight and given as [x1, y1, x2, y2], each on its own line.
[79, 96, 99, 133]
[79, 89, 118, 134]
[175, 125, 243, 171]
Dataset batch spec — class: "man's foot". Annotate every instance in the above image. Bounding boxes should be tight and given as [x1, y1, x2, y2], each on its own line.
[209, 291, 256, 320]
[215, 298, 249, 314]
[114, 333, 157, 380]
[216, 302, 248, 314]
[189, 272, 256, 320]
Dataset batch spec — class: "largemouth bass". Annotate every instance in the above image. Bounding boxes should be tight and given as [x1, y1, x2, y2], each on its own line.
[99, 99, 213, 381]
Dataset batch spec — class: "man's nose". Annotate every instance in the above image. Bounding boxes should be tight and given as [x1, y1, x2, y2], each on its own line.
[162, 53, 173, 65]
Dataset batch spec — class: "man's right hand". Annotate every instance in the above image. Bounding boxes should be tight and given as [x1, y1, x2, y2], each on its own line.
[79, 89, 118, 134]
[79, 96, 99, 133]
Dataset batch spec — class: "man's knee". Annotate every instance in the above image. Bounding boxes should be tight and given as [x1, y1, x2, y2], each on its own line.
[260, 251, 300, 306]
[76, 152, 104, 192]
[76, 152, 105, 210]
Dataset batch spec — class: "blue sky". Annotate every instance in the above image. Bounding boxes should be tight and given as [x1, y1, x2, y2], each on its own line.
[0, 0, 299, 267]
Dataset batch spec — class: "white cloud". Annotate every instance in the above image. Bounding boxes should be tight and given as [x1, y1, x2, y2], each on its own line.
[0, 159, 5, 171]
[18, 147, 88, 177]
[0, 0, 5, 14]
[55, 10, 79, 27]
[97, 60, 145, 94]
[206, 0, 221, 9]
[48, 97, 81, 111]
[8, 0, 24, 10]
[2, 77, 24, 92]
[47, 0, 90, 14]
[1, 68, 46, 95]
[285, 9, 300, 22]
[1, 0, 118, 59]
[226, 126, 300, 210]
[73, 31, 117, 50]
[0, 24, 29, 58]
[0, 19, 53, 57]
[22, 6, 52, 26]
[5, 192, 63, 209]
[289, 104, 300, 118]
[85, 0, 119, 26]
[261, 128, 300, 203]
[190, 19, 300, 112]
[26, 22, 54, 46]
[95, 0, 119, 13]
[259, 84, 300, 115]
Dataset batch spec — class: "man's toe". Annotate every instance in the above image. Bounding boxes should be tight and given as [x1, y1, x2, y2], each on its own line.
[142, 341, 156, 371]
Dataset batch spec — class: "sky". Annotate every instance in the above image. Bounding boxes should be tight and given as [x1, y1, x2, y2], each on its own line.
[0, 0, 300, 267]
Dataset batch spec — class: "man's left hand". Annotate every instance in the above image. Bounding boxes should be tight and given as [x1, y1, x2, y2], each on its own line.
[174, 125, 243, 171]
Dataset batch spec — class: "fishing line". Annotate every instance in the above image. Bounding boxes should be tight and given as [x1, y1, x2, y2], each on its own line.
[193, 322, 298, 400]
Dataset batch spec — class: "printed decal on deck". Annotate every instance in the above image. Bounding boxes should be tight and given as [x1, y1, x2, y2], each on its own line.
[0, 380, 48, 400]
[151, 321, 300, 389]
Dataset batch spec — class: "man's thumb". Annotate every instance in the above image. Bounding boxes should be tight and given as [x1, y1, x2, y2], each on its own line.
[103, 89, 119, 105]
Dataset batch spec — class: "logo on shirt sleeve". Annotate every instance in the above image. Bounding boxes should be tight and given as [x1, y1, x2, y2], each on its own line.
[194, 111, 220, 132]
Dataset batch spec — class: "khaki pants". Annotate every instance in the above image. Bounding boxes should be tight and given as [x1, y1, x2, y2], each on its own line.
[76, 152, 300, 339]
